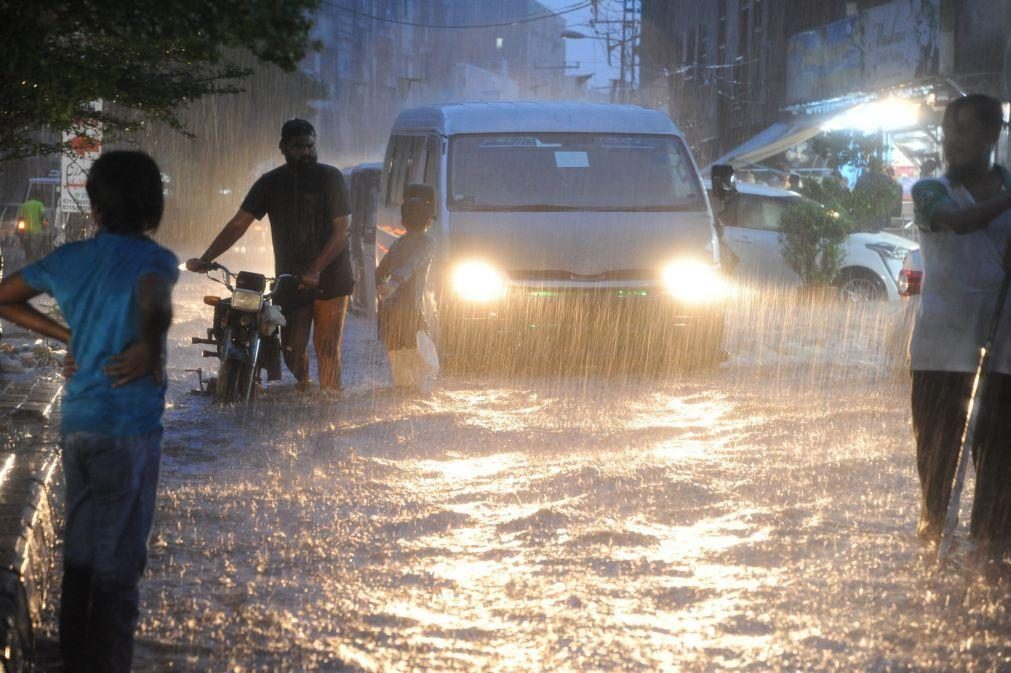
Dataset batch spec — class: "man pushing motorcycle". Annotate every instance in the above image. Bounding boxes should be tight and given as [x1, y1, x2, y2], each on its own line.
[187, 119, 353, 393]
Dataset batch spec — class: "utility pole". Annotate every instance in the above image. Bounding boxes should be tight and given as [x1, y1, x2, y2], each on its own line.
[591, 0, 640, 103]
[617, 0, 640, 103]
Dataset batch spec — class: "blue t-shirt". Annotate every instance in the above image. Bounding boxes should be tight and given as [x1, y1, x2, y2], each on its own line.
[21, 232, 179, 435]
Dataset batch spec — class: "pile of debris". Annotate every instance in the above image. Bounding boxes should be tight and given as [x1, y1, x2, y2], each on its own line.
[0, 340, 65, 373]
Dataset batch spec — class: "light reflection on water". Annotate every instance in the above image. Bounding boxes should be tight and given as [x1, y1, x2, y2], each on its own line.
[98, 278, 1011, 672]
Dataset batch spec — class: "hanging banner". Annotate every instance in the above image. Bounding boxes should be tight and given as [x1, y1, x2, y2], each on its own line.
[786, 0, 940, 105]
[60, 101, 103, 215]
[860, 0, 941, 88]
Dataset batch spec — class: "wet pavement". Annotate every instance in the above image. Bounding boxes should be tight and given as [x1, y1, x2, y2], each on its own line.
[35, 274, 1011, 671]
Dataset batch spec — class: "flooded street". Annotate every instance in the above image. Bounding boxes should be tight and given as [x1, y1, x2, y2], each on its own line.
[128, 275, 1009, 672]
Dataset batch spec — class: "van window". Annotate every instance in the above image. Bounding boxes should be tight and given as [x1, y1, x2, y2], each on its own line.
[381, 138, 399, 206]
[385, 135, 427, 206]
[422, 136, 439, 187]
[447, 134, 704, 212]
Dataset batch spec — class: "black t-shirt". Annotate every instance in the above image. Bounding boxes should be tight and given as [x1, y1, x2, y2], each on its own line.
[241, 163, 353, 299]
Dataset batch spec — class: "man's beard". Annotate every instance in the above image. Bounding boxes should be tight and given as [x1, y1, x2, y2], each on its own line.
[289, 156, 317, 176]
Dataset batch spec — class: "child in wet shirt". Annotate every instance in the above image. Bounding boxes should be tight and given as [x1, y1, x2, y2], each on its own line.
[376, 194, 438, 393]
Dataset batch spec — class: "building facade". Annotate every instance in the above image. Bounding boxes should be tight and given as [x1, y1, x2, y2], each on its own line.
[308, 0, 567, 163]
[641, 0, 1011, 169]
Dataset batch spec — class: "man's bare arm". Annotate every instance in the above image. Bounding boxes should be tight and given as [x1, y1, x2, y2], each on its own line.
[935, 191, 1011, 234]
[187, 209, 256, 270]
[302, 215, 350, 288]
[0, 274, 70, 343]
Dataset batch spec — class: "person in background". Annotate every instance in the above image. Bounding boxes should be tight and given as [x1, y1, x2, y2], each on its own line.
[376, 188, 439, 394]
[909, 93, 1011, 557]
[17, 197, 47, 261]
[187, 119, 353, 393]
[788, 173, 802, 191]
[0, 151, 177, 672]
[920, 155, 939, 179]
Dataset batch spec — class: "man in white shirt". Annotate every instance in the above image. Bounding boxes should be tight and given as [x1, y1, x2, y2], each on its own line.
[910, 93, 1011, 555]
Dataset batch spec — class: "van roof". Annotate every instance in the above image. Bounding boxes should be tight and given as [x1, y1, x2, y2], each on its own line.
[391, 102, 683, 136]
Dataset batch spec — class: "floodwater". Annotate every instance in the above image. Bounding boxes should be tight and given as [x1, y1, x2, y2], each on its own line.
[92, 273, 1011, 671]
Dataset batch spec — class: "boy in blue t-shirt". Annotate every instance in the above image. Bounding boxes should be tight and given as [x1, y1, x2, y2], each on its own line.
[0, 151, 177, 672]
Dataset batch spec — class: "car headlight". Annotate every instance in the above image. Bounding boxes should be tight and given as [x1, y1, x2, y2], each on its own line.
[231, 288, 263, 312]
[452, 261, 506, 302]
[661, 258, 728, 303]
[866, 242, 909, 261]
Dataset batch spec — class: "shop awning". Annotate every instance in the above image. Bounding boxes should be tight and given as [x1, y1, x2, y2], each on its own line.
[710, 114, 835, 167]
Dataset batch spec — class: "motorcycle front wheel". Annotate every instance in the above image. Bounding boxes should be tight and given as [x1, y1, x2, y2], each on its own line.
[215, 357, 257, 403]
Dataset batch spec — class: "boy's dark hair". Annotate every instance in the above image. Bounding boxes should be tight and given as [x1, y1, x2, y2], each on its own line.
[401, 197, 433, 231]
[945, 93, 1005, 136]
[86, 151, 164, 234]
[404, 183, 434, 208]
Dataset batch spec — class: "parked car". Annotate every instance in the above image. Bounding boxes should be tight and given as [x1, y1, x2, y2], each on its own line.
[710, 182, 919, 301]
[884, 248, 922, 371]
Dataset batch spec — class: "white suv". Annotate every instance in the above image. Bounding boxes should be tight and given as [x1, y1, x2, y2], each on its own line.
[712, 182, 918, 301]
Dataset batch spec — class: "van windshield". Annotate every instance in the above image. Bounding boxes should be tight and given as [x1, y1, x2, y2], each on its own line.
[448, 134, 704, 212]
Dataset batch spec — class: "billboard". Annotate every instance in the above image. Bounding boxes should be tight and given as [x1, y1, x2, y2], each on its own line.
[60, 101, 103, 215]
[787, 0, 940, 105]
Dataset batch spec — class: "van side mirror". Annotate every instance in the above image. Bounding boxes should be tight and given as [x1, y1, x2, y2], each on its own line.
[711, 164, 737, 201]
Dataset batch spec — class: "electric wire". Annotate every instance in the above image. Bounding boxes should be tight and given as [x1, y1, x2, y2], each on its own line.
[320, 1, 592, 30]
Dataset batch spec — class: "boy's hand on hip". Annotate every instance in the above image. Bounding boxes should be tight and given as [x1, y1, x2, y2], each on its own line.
[104, 341, 163, 387]
[62, 350, 78, 380]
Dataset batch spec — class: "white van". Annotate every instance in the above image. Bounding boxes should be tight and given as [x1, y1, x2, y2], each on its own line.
[376, 102, 728, 365]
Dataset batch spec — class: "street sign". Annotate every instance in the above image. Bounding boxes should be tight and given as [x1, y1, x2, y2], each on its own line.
[60, 101, 103, 215]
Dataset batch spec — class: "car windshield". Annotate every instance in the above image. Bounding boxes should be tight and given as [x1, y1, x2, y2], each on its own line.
[448, 134, 704, 212]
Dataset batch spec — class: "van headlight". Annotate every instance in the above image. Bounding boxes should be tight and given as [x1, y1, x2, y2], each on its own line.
[452, 261, 506, 302]
[661, 258, 728, 303]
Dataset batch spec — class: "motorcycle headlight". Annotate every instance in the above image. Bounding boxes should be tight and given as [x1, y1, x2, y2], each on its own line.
[452, 261, 506, 302]
[231, 289, 263, 312]
[661, 258, 728, 303]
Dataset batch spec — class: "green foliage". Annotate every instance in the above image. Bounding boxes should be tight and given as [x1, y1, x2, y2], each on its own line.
[803, 132, 903, 231]
[778, 199, 852, 286]
[807, 131, 884, 170]
[850, 169, 902, 231]
[0, 0, 321, 160]
[801, 171, 901, 233]
[799, 178, 849, 214]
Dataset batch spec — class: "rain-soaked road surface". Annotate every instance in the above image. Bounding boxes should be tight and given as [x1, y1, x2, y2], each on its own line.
[63, 273, 1011, 671]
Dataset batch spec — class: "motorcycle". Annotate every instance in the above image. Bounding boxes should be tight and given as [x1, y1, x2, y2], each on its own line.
[188, 263, 293, 402]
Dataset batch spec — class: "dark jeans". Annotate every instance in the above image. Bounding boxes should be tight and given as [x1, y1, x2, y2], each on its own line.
[60, 428, 162, 673]
[912, 370, 1011, 548]
[970, 371, 1011, 548]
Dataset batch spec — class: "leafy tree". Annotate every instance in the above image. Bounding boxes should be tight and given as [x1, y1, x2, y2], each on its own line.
[806, 131, 884, 172]
[778, 199, 852, 287]
[138, 54, 326, 245]
[0, 0, 321, 161]
[804, 132, 902, 231]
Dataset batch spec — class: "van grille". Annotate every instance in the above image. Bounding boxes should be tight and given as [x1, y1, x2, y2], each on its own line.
[507, 269, 656, 282]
